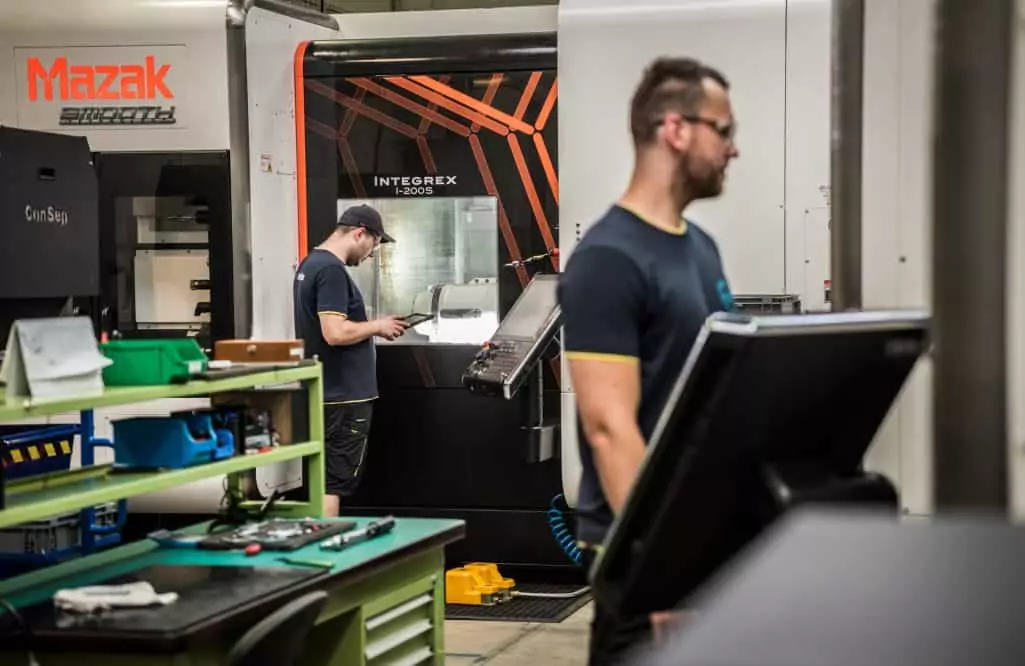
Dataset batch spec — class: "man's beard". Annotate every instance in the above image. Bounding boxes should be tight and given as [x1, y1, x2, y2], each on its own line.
[675, 152, 724, 200]
[693, 171, 723, 199]
[681, 162, 723, 200]
[346, 251, 371, 267]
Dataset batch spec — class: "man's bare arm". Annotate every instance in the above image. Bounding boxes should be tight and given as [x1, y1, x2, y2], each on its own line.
[568, 356, 645, 514]
[319, 312, 407, 345]
[319, 313, 379, 346]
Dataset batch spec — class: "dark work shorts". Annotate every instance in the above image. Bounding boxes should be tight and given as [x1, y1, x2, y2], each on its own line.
[324, 401, 374, 497]
[581, 548, 652, 666]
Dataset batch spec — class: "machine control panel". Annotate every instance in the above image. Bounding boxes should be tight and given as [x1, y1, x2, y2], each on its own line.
[462, 274, 561, 399]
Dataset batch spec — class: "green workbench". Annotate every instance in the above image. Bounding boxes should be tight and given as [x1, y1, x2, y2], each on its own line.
[0, 363, 466, 664]
[0, 516, 465, 665]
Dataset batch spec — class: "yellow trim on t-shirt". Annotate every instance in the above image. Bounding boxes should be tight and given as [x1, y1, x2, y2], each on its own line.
[616, 203, 688, 236]
[324, 396, 378, 406]
[318, 310, 348, 318]
[565, 352, 640, 364]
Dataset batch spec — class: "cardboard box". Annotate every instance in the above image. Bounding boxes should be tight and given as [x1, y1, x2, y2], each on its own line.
[213, 340, 304, 364]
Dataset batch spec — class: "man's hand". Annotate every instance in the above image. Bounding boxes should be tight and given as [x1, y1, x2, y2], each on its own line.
[649, 610, 697, 643]
[374, 316, 408, 341]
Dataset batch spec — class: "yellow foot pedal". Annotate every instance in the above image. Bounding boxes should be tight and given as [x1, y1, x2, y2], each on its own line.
[464, 563, 516, 602]
[445, 567, 499, 606]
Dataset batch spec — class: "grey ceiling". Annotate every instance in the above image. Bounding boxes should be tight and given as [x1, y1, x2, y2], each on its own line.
[284, 0, 556, 12]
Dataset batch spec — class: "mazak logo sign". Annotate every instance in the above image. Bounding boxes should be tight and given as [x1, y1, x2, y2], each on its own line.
[23, 52, 177, 127]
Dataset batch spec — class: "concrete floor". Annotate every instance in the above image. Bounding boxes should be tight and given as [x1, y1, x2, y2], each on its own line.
[444, 602, 591, 665]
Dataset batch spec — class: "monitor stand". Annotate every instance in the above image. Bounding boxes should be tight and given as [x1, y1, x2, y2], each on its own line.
[761, 462, 898, 510]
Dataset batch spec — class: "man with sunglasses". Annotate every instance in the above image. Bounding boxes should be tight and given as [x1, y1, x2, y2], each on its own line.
[558, 57, 739, 665]
[293, 204, 407, 517]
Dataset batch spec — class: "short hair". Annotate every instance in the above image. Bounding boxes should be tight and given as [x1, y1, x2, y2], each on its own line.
[630, 57, 730, 146]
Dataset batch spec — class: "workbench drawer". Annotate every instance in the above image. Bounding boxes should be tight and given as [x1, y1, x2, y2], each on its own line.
[365, 590, 435, 665]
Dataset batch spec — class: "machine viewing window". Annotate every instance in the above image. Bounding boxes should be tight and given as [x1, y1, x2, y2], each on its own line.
[338, 197, 500, 345]
[96, 152, 230, 347]
[114, 195, 210, 334]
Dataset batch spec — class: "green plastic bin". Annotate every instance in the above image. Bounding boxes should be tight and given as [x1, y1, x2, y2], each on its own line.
[101, 339, 208, 386]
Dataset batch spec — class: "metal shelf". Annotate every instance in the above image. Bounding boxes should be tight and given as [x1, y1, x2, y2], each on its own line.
[0, 364, 321, 422]
[0, 362, 326, 528]
[0, 442, 321, 529]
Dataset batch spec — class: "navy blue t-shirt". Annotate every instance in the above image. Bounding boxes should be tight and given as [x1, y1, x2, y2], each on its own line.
[293, 249, 377, 404]
[559, 205, 735, 543]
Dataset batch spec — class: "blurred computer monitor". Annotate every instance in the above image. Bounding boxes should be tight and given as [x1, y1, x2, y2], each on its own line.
[591, 310, 930, 618]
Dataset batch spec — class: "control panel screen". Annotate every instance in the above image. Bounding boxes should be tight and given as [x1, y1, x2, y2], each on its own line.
[495, 275, 559, 340]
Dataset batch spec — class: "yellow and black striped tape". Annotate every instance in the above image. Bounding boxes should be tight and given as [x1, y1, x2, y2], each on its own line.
[6, 439, 72, 465]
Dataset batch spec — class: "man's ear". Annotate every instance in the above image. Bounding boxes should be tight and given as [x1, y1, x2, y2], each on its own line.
[662, 113, 692, 153]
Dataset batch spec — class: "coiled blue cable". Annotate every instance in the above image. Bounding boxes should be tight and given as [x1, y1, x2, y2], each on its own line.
[548, 494, 582, 566]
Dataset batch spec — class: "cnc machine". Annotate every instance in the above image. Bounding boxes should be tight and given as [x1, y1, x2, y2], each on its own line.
[294, 28, 569, 576]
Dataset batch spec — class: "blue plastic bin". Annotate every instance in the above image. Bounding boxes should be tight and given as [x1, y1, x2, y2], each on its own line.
[112, 413, 235, 470]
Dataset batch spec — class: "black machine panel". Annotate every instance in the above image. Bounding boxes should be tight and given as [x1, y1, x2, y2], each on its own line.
[463, 274, 561, 399]
[0, 126, 99, 299]
[298, 34, 572, 577]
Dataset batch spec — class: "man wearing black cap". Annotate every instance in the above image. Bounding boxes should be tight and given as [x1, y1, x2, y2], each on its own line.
[293, 204, 407, 517]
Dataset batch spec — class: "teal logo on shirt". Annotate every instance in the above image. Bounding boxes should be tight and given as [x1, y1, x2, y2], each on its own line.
[716, 279, 735, 311]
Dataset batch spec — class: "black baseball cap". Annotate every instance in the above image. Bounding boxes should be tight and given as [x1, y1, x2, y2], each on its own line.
[338, 204, 394, 243]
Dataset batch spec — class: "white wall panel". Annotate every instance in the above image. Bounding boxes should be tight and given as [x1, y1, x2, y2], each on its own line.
[860, 0, 935, 516]
[245, 7, 339, 341]
[1008, 0, 1025, 521]
[559, 0, 789, 296]
[784, 0, 832, 311]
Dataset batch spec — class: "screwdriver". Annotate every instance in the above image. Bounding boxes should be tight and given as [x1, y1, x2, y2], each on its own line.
[320, 516, 396, 551]
[276, 556, 335, 569]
